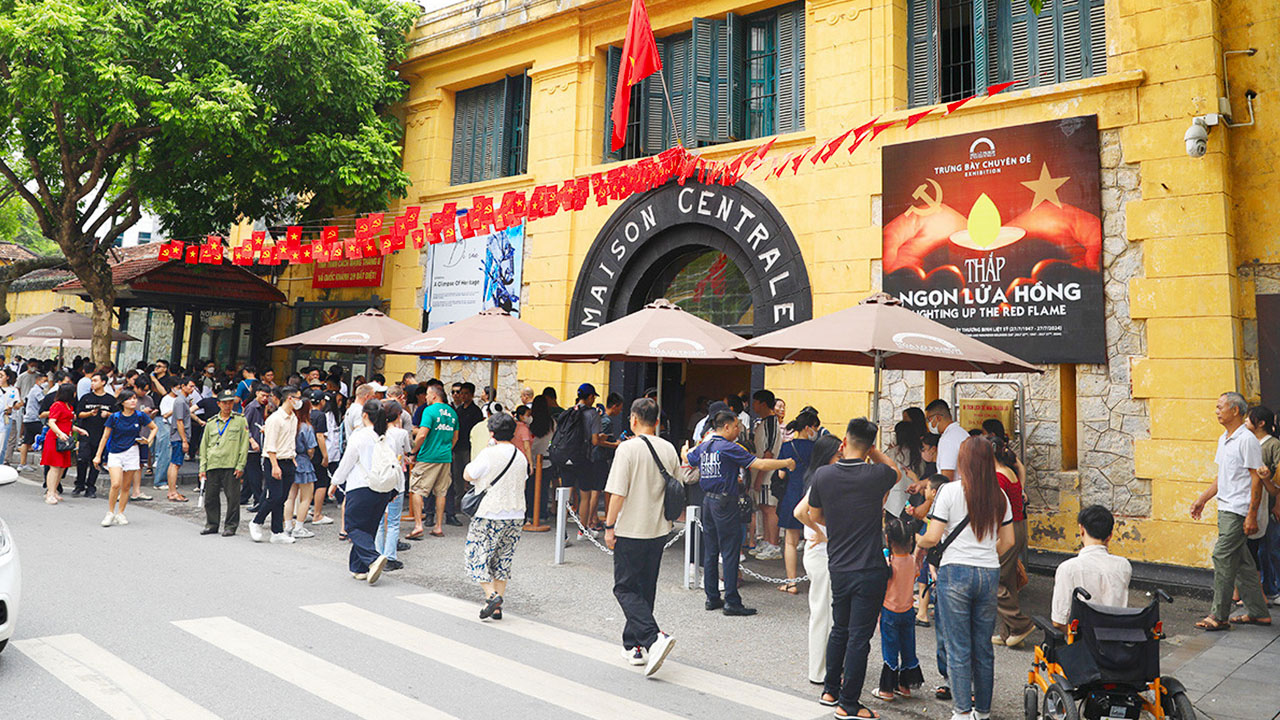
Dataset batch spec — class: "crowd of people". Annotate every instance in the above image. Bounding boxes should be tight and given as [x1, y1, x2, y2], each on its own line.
[8, 351, 1276, 718]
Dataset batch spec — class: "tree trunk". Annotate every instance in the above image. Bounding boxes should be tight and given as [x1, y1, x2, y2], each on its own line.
[60, 229, 117, 363]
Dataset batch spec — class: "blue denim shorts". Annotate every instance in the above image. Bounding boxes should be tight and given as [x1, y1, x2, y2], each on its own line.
[169, 440, 184, 467]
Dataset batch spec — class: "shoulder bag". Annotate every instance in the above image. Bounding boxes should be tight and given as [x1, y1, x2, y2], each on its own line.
[462, 447, 518, 517]
[639, 435, 685, 522]
[925, 515, 970, 568]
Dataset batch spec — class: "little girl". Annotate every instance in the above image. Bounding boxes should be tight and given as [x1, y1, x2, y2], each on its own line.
[876, 515, 925, 702]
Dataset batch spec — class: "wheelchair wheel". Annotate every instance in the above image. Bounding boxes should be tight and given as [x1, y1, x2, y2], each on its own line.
[1024, 685, 1040, 719]
[1042, 681, 1079, 720]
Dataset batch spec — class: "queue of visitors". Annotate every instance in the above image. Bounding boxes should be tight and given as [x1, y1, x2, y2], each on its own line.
[11, 350, 1276, 716]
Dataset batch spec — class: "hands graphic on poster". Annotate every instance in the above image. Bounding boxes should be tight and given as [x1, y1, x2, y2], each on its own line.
[1007, 201, 1103, 271]
[882, 203, 967, 274]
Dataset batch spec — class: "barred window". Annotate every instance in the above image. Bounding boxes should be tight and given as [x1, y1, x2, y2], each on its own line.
[907, 0, 1106, 108]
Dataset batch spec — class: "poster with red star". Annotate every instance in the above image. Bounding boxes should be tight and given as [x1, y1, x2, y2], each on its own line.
[881, 115, 1105, 364]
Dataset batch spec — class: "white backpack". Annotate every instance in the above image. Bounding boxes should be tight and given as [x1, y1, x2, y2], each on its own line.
[362, 434, 402, 493]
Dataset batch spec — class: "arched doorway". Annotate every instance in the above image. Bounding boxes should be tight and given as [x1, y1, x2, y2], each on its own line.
[568, 179, 812, 438]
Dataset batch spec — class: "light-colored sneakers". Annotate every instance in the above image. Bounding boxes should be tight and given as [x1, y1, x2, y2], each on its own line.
[754, 543, 783, 560]
[644, 632, 675, 678]
[1004, 627, 1035, 648]
[622, 646, 647, 666]
[113, 513, 128, 526]
[248, 522, 266, 543]
[311, 516, 334, 525]
[367, 555, 388, 585]
[353, 572, 368, 581]
[101, 512, 115, 527]
[269, 532, 296, 544]
[291, 526, 315, 539]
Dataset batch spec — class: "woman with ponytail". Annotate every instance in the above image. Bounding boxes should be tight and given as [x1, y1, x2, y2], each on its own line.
[984, 428, 1034, 648]
[330, 399, 397, 585]
[918, 436, 1013, 720]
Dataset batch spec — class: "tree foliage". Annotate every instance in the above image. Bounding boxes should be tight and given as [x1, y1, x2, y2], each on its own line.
[0, 0, 421, 358]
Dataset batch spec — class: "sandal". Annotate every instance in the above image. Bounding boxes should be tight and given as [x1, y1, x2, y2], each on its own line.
[1195, 616, 1232, 631]
[871, 690, 895, 702]
[935, 686, 952, 700]
[430, 529, 444, 537]
[1229, 614, 1272, 626]
[835, 704, 878, 719]
[405, 529, 425, 540]
[818, 693, 839, 707]
[778, 583, 799, 594]
[168, 493, 188, 502]
[337, 532, 349, 541]
[894, 686, 912, 698]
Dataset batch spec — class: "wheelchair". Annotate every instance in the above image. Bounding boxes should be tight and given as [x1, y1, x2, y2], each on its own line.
[1024, 587, 1196, 720]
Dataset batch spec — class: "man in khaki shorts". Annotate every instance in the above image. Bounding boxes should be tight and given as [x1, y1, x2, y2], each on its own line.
[410, 385, 457, 538]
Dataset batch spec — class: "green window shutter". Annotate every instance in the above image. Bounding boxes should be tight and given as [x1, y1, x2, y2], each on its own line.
[486, 79, 508, 180]
[450, 90, 469, 185]
[1060, 0, 1086, 82]
[1006, 0, 1035, 90]
[907, 0, 938, 108]
[502, 73, 530, 176]
[665, 33, 695, 147]
[1086, 0, 1106, 77]
[1034, 0, 1061, 86]
[727, 12, 746, 142]
[642, 43, 669, 154]
[973, 0, 990, 94]
[603, 45, 622, 162]
[775, 3, 805, 132]
[692, 17, 718, 145]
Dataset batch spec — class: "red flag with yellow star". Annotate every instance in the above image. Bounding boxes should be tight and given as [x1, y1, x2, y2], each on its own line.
[611, 0, 662, 152]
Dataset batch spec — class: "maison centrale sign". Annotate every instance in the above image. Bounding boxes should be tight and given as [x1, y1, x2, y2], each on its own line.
[569, 179, 812, 338]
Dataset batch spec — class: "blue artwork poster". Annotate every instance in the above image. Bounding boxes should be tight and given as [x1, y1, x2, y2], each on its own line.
[425, 220, 525, 331]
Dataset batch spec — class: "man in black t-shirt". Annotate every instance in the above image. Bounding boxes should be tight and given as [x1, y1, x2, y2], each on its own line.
[448, 382, 484, 525]
[802, 417, 900, 718]
[73, 372, 116, 498]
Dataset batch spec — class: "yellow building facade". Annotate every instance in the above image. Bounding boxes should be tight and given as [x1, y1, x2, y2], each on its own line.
[264, 0, 1279, 570]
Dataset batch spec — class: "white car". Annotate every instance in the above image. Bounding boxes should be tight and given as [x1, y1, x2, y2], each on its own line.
[0, 515, 19, 654]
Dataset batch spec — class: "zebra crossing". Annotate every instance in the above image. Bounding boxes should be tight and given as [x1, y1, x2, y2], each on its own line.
[12, 592, 825, 720]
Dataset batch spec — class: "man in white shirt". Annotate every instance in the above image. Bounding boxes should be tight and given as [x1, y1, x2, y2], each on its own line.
[1051, 505, 1132, 630]
[75, 361, 95, 399]
[1190, 391, 1271, 629]
[926, 399, 969, 480]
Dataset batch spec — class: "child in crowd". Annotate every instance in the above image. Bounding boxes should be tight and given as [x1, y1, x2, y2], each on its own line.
[910, 473, 949, 626]
[876, 515, 925, 702]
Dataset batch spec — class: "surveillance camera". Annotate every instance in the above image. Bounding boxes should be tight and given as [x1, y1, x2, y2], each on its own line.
[1184, 117, 1209, 158]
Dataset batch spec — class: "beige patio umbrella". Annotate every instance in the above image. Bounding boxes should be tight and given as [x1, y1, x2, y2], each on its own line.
[0, 306, 137, 362]
[382, 307, 561, 390]
[267, 308, 421, 378]
[732, 292, 1042, 424]
[539, 298, 782, 413]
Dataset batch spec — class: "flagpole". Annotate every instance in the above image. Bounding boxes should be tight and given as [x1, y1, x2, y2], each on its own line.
[656, 70, 683, 148]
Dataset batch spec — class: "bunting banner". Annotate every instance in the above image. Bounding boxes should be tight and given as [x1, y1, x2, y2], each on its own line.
[157, 83, 1029, 268]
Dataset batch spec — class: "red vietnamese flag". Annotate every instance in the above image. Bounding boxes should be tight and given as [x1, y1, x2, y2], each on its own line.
[345, 238, 362, 259]
[284, 226, 302, 250]
[298, 243, 314, 264]
[184, 244, 201, 264]
[250, 230, 266, 249]
[411, 228, 427, 250]
[610, 0, 663, 152]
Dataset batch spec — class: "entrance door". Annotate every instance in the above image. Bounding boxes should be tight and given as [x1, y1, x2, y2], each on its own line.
[1258, 295, 1280, 409]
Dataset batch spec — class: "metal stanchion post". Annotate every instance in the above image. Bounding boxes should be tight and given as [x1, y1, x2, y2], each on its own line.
[553, 485, 572, 565]
[684, 504, 700, 589]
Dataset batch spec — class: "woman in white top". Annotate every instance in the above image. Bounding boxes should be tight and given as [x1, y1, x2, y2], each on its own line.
[463, 412, 530, 620]
[374, 400, 412, 571]
[792, 434, 844, 685]
[918, 436, 1014, 720]
[0, 368, 19, 465]
[329, 399, 398, 585]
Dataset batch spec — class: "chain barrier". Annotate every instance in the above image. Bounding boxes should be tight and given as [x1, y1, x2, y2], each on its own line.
[562, 504, 806, 585]
[563, 506, 689, 556]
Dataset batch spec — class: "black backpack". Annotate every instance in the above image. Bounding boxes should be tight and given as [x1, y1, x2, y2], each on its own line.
[549, 405, 591, 467]
[639, 435, 686, 522]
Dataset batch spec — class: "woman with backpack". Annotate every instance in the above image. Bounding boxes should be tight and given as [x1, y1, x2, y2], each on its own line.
[330, 399, 400, 585]
[463, 412, 530, 620]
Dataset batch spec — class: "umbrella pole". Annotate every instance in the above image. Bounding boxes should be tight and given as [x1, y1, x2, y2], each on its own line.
[365, 349, 374, 382]
[656, 359, 663, 416]
[872, 351, 882, 430]
[490, 359, 498, 403]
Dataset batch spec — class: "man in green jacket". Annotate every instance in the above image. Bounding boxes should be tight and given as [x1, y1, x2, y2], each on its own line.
[199, 389, 250, 536]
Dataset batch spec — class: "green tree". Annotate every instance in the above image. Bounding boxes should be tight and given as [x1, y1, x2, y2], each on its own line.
[0, 0, 419, 359]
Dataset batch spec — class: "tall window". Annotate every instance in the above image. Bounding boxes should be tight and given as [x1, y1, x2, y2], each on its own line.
[450, 73, 531, 186]
[603, 2, 805, 162]
[908, 0, 1106, 108]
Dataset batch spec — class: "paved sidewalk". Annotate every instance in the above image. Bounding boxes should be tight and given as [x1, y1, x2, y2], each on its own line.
[1161, 620, 1280, 720]
[18, 467, 1280, 719]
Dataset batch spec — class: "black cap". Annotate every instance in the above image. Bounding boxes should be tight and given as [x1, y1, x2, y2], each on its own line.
[304, 388, 325, 403]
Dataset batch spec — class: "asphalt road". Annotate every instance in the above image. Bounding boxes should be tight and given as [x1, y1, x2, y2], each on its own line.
[0, 470, 1209, 720]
